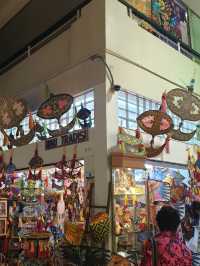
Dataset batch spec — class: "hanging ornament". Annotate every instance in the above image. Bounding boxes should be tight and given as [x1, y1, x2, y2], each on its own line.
[65, 145, 83, 179]
[137, 104, 173, 158]
[65, 222, 84, 245]
[29, 144, 44, 170]
[28, 111, 35, 130]
[77, 104, 92, 129]
[166, 85, 200, 141]
[160, 91, 167, 113]
[2, 130, 10, 147]
[6, 150, 17, 184]
[0, 97, 27, 129]
[117, 127, 146, 156]
[7, 126, 36, 147]
[0, 152, 6, 189]
[37, 93, 75, 137]
[57, 191, 65, 230]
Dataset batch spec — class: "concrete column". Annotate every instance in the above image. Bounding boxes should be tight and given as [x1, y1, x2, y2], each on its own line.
[93, 81, 118, 207]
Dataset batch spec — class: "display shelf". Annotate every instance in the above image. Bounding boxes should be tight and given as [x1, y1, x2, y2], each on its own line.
[111, 151, 145, 169]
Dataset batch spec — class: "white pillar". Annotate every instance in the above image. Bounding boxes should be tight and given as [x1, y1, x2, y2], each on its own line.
[93, 81, 118, 208]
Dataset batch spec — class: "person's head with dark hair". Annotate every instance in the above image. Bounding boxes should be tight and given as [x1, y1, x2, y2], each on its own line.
[156, 205, 180, 233]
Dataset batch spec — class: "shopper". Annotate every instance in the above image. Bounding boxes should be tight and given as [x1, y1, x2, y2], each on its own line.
[141, 205, 192, 266]
[182, 201, 200, 266]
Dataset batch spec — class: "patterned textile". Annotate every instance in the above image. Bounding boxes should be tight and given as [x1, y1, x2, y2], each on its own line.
[141, 231, 192, 266]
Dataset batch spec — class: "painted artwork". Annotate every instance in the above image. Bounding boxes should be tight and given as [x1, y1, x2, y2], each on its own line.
[127, 0, 151, 17]
[152, 0, 189, 44]
[148, 180, 170, 202]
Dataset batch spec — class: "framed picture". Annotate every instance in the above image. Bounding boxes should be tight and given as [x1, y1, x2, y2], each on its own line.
[0, 200, 7, 217]
[0, 219, 6, 236]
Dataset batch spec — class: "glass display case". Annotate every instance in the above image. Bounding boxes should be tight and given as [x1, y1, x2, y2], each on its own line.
[111, 152, 147, 253]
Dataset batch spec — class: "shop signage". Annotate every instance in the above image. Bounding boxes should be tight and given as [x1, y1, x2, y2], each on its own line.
[45, 129, 89, 150]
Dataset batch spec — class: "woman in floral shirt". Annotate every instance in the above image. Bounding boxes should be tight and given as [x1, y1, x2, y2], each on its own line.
[141, 206, 192, 266]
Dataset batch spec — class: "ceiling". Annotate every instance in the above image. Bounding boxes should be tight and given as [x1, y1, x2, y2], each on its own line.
[0, 0, 30, 29]
[0, 0, 91, 70]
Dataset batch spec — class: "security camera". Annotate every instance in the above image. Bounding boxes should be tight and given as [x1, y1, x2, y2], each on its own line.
[112, 85, 121, 91]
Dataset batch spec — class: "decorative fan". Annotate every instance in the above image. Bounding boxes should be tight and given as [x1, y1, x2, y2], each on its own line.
[166, 87, 200, 141]
[137, 109, 173, 158]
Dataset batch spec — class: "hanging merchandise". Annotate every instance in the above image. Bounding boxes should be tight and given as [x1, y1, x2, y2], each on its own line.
[37, 93, 75, 138]
[57, 191, 65, 231]
[65, 145, 83, 179]
[65, 222, 84, 245]
[0, 97, 38, 148]
[166, 85, 200, 141]
[0, 152, 6, 190]
[76, 104, 92, 129]
[187, 147, 200, 202]
[117, 127, 146, 157]
[5, 150, 17, 188]
[29, 144, 44, 170]
[89, 212, 111, 242]
[37, 93, 73, 121]
[108, 255, 131, 266]
[137, 93, 173, 157]
[0, 97, 28, 129]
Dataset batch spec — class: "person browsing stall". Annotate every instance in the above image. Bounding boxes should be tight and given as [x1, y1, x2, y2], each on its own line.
[141, 205, 192, 266]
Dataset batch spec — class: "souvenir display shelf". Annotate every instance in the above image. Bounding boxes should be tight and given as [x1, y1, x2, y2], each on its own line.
[111, 152, 147, 253]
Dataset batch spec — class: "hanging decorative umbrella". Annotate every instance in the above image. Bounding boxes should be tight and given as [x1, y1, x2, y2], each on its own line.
[166, 87, 200, 141]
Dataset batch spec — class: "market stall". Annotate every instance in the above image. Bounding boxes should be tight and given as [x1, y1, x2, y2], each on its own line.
[111, 127, 190, 264]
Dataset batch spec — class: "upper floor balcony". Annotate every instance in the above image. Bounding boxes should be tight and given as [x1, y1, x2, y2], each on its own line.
[118, 0, 200, 63]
